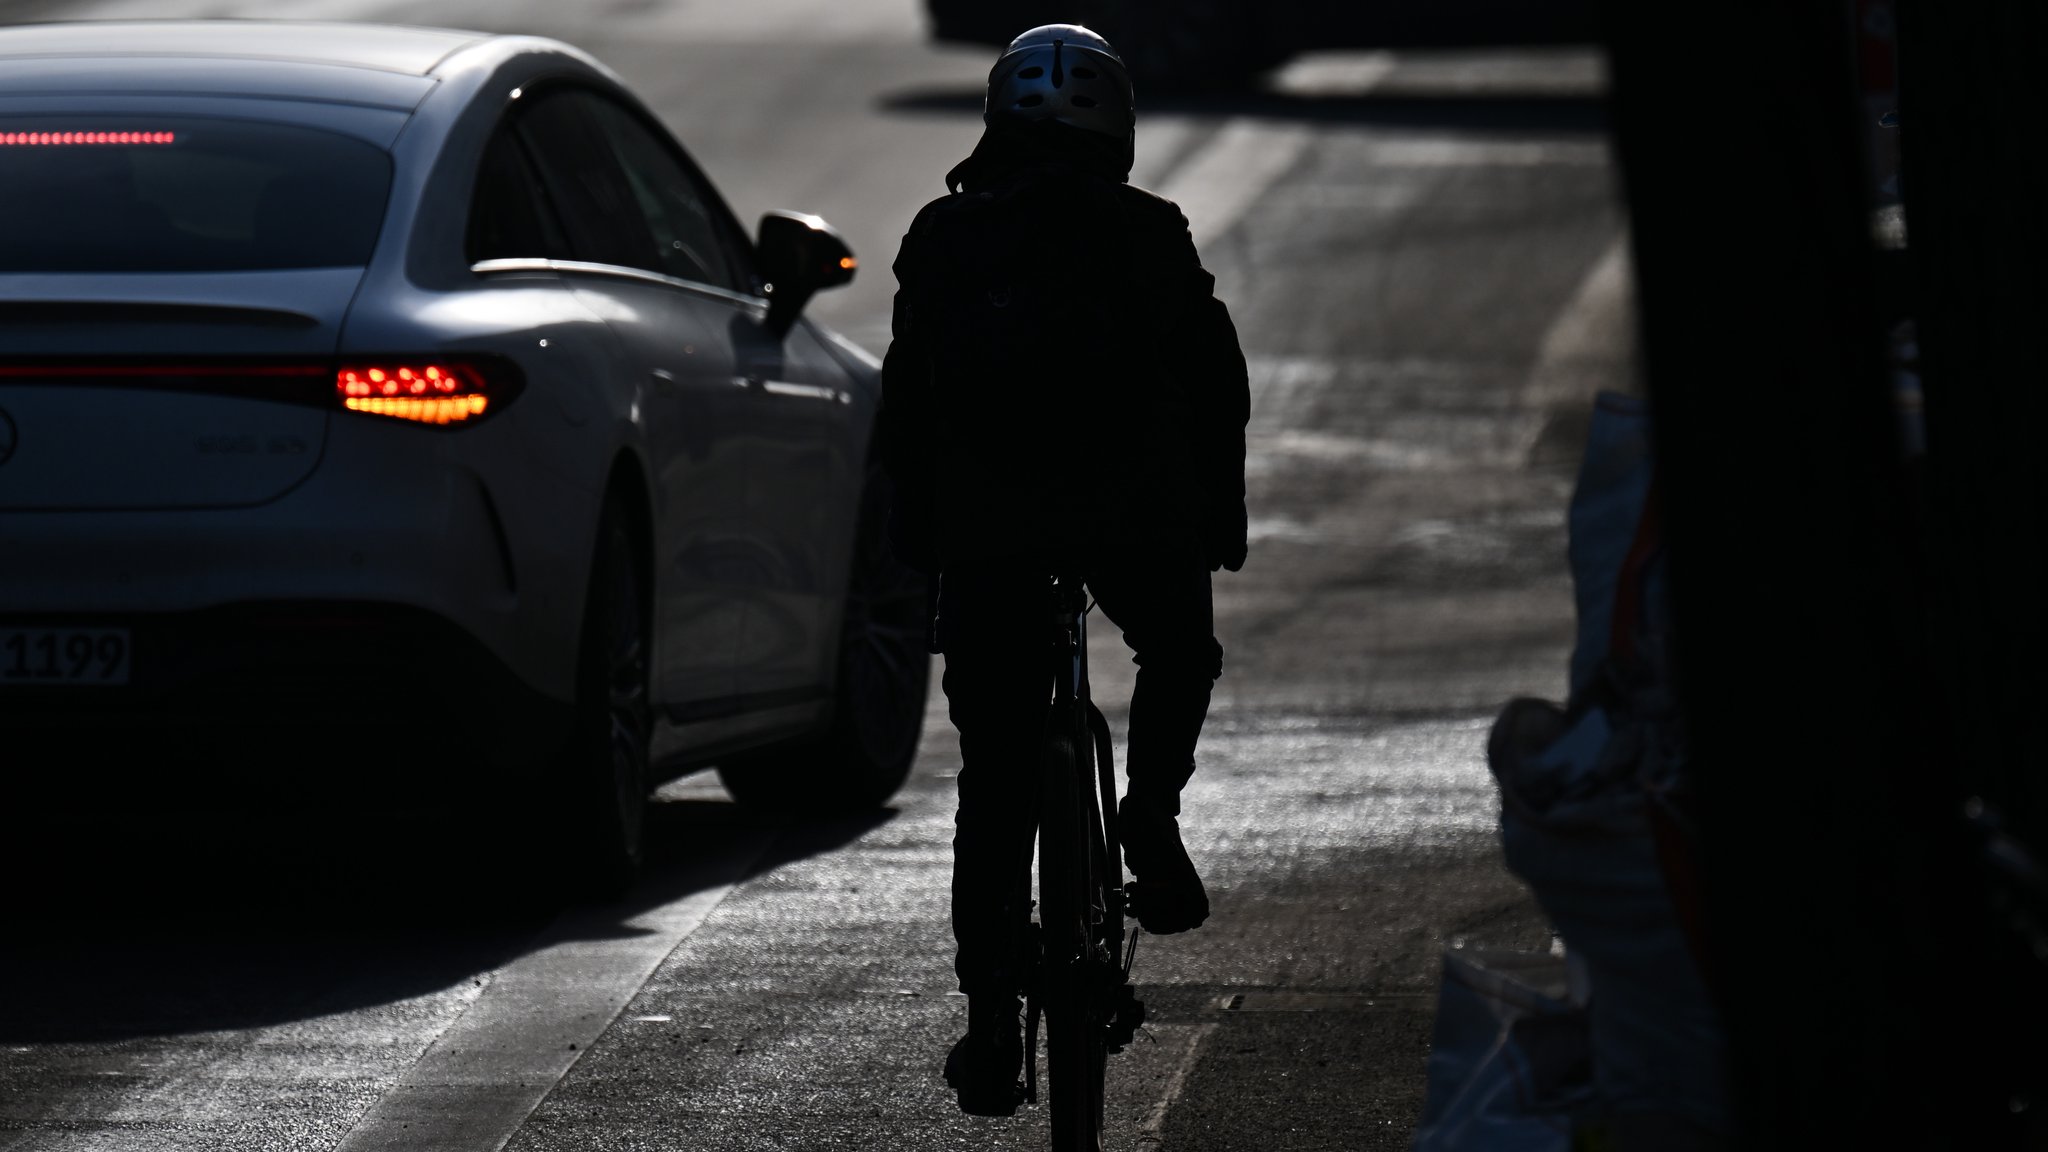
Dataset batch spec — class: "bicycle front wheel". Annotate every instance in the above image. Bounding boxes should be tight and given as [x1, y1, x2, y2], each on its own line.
[1039, 700, 1109, 1152]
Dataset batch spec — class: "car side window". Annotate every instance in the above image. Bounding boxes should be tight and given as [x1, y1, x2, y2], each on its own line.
[467, 122, 565, 263]
[581, 97, 742, 292]
[511, 90, 664, 273]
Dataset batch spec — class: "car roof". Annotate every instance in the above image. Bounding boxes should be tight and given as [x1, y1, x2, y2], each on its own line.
[0, 21, 491, 77]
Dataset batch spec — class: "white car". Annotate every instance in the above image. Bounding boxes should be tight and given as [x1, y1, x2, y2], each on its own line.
[0, 21, 931, 887]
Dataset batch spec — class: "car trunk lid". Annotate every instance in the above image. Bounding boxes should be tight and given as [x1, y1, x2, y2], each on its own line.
[0, 269, 359, 511]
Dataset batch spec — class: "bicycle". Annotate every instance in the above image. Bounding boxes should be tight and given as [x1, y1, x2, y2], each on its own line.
[1024, 572, 1147, 1152]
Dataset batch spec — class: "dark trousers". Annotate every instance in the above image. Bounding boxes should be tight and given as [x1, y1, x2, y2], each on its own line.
[940, 533, 1222, 995]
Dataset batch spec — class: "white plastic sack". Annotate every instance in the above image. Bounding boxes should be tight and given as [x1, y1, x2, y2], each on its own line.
[1495, 784, 1725, 1133]
[1412, 948, 1590, 1152]
[1487, 390, 1727, 1135]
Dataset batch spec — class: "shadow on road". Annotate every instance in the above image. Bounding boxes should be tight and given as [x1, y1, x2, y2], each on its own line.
[0, 783, 891, 1043]
[879, 86, 1608, 135]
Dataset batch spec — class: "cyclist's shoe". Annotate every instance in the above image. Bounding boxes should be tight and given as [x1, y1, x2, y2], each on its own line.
[944, 993, 1026, 1116]
[1119, 795, 1210, 935]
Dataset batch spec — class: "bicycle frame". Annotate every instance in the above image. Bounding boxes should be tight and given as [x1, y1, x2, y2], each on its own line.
[1053, 575, 1123, 904]
[1030, 572, 1145, 1152]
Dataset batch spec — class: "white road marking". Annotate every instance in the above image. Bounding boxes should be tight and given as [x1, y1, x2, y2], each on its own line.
[1134, 1022, 1217, 1149]
[1268, 51, 1397, 97]
[605, 0, 929, 42]
[1153, 53, 1397, 252]
[1535, 234, 1632, 372]
[53, 0, 389, 19]
[49, 0, 930, 37]
[263, 0, 394, 17]
[1130, 117, 1199, 191]
[329, 829, 775, 1152]
[1246, 355, 1341, 431]
[59, 0, 324, 16]
[1157, 120, 1314, 252]
[1518, 233, 1635, 460]
[1356, 137, 1611, 167]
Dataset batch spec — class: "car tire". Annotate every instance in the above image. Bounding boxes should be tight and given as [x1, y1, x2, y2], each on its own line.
[719, 462, 932, 813]
[549, 504, 651, 897]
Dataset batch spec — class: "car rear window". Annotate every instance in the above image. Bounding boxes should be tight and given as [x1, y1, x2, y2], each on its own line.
[0, 116, 393, 273]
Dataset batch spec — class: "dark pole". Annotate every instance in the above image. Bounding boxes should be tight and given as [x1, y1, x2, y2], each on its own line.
[1899, 0, 2048, 893]
[1898, 0, 2048, 1139]
[1599, 2, 1962, 1145]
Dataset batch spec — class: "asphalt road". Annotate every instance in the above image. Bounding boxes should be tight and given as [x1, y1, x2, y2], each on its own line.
[0, 2, 1629, 1148]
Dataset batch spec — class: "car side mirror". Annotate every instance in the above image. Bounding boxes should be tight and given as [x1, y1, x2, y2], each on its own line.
[756, 211, 856, 338]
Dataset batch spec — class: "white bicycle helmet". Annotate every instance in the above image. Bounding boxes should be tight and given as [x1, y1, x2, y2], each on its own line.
[984, 24, 1136, 143]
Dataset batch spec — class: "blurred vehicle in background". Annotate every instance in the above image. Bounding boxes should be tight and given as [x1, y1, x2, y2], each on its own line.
[927, 0, 1601, 87]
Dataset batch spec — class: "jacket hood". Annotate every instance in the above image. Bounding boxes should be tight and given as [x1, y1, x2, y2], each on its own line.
[945, 116, 1133, 193]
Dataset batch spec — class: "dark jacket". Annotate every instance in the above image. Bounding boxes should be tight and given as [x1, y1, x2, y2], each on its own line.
[879, 157, 1250, 574]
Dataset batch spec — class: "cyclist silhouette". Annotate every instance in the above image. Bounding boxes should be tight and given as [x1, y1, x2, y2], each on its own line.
[878, 23, 1250, 1116]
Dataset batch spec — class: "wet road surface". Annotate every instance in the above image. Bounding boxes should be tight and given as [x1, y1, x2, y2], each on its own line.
[0, 2, 1629, 1147]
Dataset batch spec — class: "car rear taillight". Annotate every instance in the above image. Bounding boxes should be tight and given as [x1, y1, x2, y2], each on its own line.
[334, 360, 515, 427]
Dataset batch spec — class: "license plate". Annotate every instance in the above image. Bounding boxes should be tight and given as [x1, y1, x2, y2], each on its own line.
[0, 627, 131, 687]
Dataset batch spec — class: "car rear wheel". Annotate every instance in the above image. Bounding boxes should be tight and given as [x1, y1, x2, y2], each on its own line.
[550, 506, 650, 896]
[719, 463, 931, 812]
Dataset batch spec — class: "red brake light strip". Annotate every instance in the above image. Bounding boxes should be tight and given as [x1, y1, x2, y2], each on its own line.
[0, 132, 177, 146]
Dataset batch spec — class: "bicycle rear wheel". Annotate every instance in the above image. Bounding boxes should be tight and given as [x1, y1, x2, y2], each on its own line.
[1039, 699, 1110, 1152]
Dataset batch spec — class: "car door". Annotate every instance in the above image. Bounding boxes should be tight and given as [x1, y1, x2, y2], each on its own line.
[730, 318, 861, 700]
[508, 88, 752, 714]
[574, 98, 858, 711]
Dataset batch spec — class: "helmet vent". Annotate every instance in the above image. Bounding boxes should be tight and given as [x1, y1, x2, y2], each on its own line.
[1018, 66, 1044, 79]
[1073, 95, 1099, 108]
[1073, 66, 1098, 79]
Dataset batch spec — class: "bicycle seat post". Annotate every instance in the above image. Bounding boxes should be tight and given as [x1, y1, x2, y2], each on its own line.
[1049, 572, 1089, 705]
